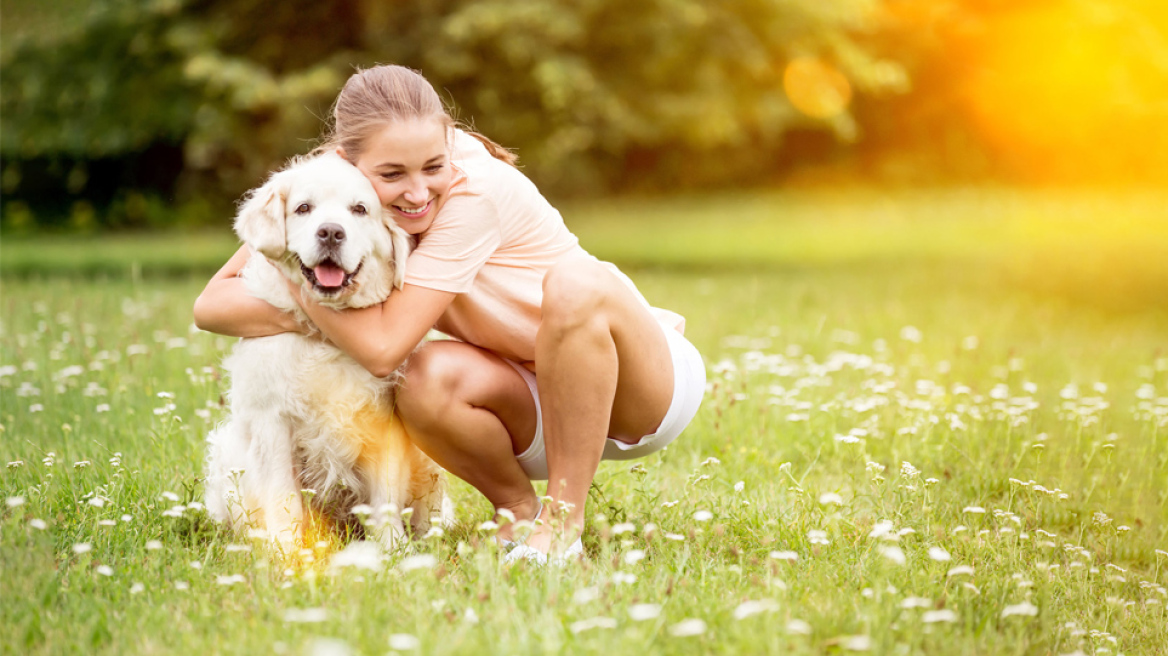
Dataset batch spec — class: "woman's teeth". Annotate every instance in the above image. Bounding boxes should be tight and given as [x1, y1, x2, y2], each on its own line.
[397, 202, 429, 215]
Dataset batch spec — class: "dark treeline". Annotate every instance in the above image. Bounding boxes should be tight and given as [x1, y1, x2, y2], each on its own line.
[3, 0, 1166, 230]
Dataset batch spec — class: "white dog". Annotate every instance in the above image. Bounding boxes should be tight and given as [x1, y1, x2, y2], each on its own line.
[204, 153, 451, 552]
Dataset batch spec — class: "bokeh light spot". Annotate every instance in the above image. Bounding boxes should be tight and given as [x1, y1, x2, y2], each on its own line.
[783, 57, 853, 119]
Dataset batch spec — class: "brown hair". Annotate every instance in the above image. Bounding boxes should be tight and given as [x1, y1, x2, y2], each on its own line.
[322, 65, 516, 166]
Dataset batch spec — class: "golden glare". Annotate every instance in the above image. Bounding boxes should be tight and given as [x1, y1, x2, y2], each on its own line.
[962, 0, 1168, 182]
[784, 57, 853, 120]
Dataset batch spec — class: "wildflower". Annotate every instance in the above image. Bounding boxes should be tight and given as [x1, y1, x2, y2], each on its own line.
[573, 587, 600, 604]
[733, 599, 780, 620]
[928, 547, 952, 562]
[29, 519, 47, 530]
[808, 530, 830, 545]
[878, 545, 906, 565]
[96, 565, 113, 577]
[73, 461, 91, 469]
[96, 404, 110, 413]
[398, 554, 437, 572]
[663, 533, 685, 541]
[98, 520, 117, 527]
[701, 457, 720, 467]
[146, 540, 163, 550]
[388, 633, 421, 650]
[6, 461, 24, 469]
[284, 608, 329, 623]
[175, 581, 190, 591]
[629, 604, 662, 621]
[900, 326, 922, 343]
[1000, 602, 1038, 618]
[819, 492, 844, 506]
[834, 434, 862, 444]
[569, 617, 617, 634]
[29, 404, 44, 413]
[842, 635, 872, 651]
[868, 520, 896, 540]
[612, 572, 637, 585]
[6, 496, 25, 508]
[216, 574, 245, 586]
[693, 510, 713, 522]
[612, 523, 636, 535]
[661, 500, 678, 508]
[733, 481, 745, 493]
[787, 619, 812, 635]
[769, 551, 799, 562]
[962, 506, 986, 514]
[73, 543, 92, 554]
[900, 597, 931, 609]
[463, 608, 478, 624]
[946, 565, 975, 577]
[922, 610, 958, 623]
[130, 583, 145, 594]
[477, 520, 499, 532]
[624, 550, 646, 565]
[668, 619, 707, 637]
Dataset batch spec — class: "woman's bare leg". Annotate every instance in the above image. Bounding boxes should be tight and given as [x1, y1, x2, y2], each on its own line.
[395, 340, 541, 540]
[525, 257, 674, 554]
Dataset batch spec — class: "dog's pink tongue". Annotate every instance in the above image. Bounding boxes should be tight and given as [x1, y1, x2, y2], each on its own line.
[313, 264, 345, 287]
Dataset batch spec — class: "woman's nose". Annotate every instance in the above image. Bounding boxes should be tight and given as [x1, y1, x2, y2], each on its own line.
[403, 177, 428, 205]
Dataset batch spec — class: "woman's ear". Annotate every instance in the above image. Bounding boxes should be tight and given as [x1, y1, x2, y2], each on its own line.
[234, 173, 288, 260]
[336, 147, 350, 163]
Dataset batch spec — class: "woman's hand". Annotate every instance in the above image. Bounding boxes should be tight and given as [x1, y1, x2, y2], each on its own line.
[193, 245, 306, 338]
[294, 282, 457, 379]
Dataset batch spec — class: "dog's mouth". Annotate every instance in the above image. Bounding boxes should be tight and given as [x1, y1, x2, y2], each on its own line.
[298, 257, 361, 295]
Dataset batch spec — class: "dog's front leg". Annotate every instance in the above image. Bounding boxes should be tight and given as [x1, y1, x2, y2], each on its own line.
[360, 447, 408, 551]
[244, 415, 305, 555]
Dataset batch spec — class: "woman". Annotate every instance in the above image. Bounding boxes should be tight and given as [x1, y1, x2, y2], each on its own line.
[193, 65, 705, 563]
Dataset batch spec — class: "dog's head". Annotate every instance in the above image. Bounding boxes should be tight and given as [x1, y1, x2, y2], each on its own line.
[234, 153, 411, 309]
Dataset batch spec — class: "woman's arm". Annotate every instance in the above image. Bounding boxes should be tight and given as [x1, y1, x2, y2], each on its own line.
[193, 245, 304, 337]
[292, 282, 457, 379]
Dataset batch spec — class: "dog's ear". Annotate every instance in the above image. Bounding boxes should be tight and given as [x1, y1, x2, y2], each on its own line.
[384, 215, 412, 290]
[234, 174, 288, 259]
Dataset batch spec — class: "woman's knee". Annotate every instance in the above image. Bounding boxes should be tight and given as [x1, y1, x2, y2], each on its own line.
[541, 259, 619, 332]
[396, 343, 465, 429]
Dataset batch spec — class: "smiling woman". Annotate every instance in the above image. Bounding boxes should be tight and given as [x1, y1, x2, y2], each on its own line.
[193, 64, 706, 564]
[344, 118, 452, 236]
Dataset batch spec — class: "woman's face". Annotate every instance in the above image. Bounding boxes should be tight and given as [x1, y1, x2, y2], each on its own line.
[347, 118, 453, 236]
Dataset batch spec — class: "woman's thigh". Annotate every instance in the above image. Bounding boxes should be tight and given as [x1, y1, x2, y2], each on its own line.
[397, 340, 539, 456]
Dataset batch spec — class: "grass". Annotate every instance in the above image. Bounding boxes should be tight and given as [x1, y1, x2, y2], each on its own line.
[2, 188, 1167, 655]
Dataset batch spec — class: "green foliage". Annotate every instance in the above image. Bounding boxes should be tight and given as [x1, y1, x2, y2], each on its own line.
[1, 0, 906, 227]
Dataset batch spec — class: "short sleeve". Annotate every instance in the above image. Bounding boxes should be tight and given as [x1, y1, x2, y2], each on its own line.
[404, 192, 501, 294]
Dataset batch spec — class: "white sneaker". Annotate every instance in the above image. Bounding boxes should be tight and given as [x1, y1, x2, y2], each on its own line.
[502, 536, 583, 567]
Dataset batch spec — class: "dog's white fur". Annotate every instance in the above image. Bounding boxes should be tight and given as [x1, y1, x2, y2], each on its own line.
[204, 153, 451, 551]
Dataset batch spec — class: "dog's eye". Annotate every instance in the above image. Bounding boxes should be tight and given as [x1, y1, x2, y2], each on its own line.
[295, 203, 312, 215]
[352, 204, 367, 216]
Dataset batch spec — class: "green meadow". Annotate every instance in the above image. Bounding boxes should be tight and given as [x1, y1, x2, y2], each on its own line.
[2, 188, 1166, 655]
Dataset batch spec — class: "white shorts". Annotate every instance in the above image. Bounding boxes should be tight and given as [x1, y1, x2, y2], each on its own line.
[505, 326, 706, 481]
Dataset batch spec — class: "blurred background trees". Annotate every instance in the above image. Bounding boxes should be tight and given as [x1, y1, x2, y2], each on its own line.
[3, 0, 1167, 230]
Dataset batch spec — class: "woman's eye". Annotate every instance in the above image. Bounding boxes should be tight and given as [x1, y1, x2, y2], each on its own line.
[352, 204, 368, 216]
[295, 203, 311, 214]
[380, 173, 402, 181]
[425, 165, 444, 174]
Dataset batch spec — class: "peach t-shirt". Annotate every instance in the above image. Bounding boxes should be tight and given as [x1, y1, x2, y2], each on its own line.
[404, 130, 684, 369]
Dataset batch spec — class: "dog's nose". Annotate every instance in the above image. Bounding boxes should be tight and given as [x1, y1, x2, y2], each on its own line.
[316, 223, 346, 245]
